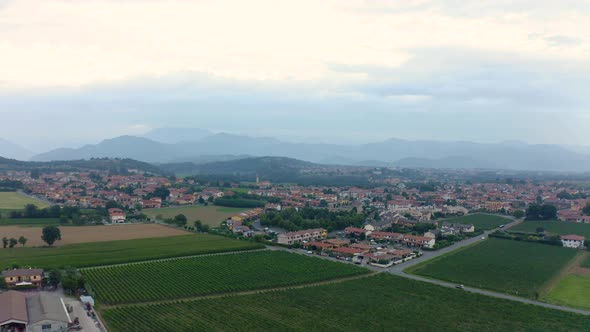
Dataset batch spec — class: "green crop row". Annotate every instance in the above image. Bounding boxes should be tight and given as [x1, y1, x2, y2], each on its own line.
[83, 250, 369, 305]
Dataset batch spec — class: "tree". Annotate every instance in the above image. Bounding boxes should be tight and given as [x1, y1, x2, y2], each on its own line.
[174, 214, 187, 227]
[41, 226, 62, 246]
[48, 269, 62, 287]
[153, 186, 171, 201]
[18, 236, 27, 247]
[1, 237, 7, 248]
[583, 203, 590, 216]
[512, 210, 525, 219]
[8, 238, 17, 248]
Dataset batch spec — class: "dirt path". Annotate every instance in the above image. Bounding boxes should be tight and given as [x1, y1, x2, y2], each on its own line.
[540, 251, 588, 298]
[101, 271, 380, 309]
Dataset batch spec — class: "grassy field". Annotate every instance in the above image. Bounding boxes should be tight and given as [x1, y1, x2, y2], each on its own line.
[440, 213, 510, 230]
[546, 274, 590, 310]
[83, 251, 368, 305]
[583, 254, 590, 268]
[143, 205, 247, 226]
[0, 234, 263, 270]
[101, 273, 590, 332]
[0, 192, 49, 210]
[0, 224, 190, 247]
[0, 218, 61, 226]
[510, 220, 590, 238]
[408, 238, 578, 298]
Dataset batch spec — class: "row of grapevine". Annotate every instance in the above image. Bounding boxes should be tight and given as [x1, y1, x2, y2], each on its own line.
[83, 250, 368, 305]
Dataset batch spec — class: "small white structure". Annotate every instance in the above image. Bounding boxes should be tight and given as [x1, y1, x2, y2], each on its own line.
[80, 296, 95, 307]
[561, 234, 585, 249]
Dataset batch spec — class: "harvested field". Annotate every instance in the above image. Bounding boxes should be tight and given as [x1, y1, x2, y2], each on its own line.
[0, 223, 189, 247]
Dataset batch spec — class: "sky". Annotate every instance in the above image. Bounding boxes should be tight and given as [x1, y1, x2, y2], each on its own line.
[1, 0, 590, 151]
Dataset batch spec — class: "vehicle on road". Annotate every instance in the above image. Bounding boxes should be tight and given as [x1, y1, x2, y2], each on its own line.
[499, 224, 505, 228]
[456, 284, 465, 289]
[306, 251, 313, 255]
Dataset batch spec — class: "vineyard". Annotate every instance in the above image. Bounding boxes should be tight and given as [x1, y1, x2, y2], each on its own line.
[0, 234, 263, 270]
[101, 274, 590, 332]
[83, 250, 368, 305]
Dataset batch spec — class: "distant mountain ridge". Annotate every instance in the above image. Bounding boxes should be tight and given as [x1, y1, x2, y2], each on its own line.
[29, 130, 590, 172]
[0, 138, 34, 161]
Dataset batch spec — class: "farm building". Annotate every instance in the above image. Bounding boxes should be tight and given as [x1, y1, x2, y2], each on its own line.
[0, 291, 71, 332]
[560, 234, 585, 249]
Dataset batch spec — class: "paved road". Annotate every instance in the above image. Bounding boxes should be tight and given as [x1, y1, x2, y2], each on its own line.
[273, 218, 590, 316]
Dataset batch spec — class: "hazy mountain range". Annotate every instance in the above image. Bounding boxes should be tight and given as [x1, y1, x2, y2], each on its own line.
[0, 138, 34, 161]
[2, 128, 589, 172]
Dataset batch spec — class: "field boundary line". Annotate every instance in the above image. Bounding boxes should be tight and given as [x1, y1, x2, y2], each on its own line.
[100, 271, 379, 309]
[80, 248, 269, 270]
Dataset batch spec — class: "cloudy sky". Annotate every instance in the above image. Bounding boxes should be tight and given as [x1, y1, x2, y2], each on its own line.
[1, 0, 589, 151]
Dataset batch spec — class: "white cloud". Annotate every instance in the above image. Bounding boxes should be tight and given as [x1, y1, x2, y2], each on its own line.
[0, 0, 589, 88]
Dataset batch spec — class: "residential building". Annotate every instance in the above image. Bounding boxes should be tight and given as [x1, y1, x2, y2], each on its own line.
[561, 234, 586, 249]
[2, 269, 43, 289]
[277, 228, 327, 245]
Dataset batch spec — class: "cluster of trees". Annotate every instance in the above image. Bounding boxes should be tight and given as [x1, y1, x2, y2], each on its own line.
[583, 203, 590, 216]
[525, 204, 557, 220]
[8, 204, 104, 225]
[1, 236, 27, 248]
[0, 179, 23, 191]
[214, 192, 279, 208]
[557, 191, 588, 200]
[260, 207, 366, 232]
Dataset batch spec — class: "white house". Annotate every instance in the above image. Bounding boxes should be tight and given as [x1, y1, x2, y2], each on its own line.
[561, 234, 585, 249]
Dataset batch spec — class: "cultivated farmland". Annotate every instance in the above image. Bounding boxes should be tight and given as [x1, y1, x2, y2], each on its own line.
[546, 274, 590, 310]
[0, 192, 49, 210]
[440, 213, 510, 231]
[0, 234, 263, 270]
[408, 238, 578, 298]
[0, 223, 190, 247]
[101, 273, 590, 332]
[143, 205, 247, 226]
[510, 220, 590, 238]
[83, 250, 369, 304]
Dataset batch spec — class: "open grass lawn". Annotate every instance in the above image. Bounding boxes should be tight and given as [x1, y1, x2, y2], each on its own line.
[0, 192, 49, 210]
[510, 220, 590, 238]
[101, 273, 590, 332]
[546, 274, 590, 310]
[0, 223, 190, 247]
[440, 213, 510, 231]
[0, 234, 263, 270]
[143, 205, 247, 226]
[83, 251, 368, 305]
[408, 238, 578, 298]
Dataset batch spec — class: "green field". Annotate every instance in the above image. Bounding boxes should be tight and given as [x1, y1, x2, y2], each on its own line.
[583, 255, 590, 268]
[143, 205, 247, 226]
[510, 220, 590, 238]
[546, 274, 590, 310]
[0, 192, 49, 210]
[101, 273, 590, 332]
[0, 218, 60, 226]
[441, 213, 510, 231]
[0, 234, 263, 270]
[408, 238, 578, 298]
[83, 251, 368, 305]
